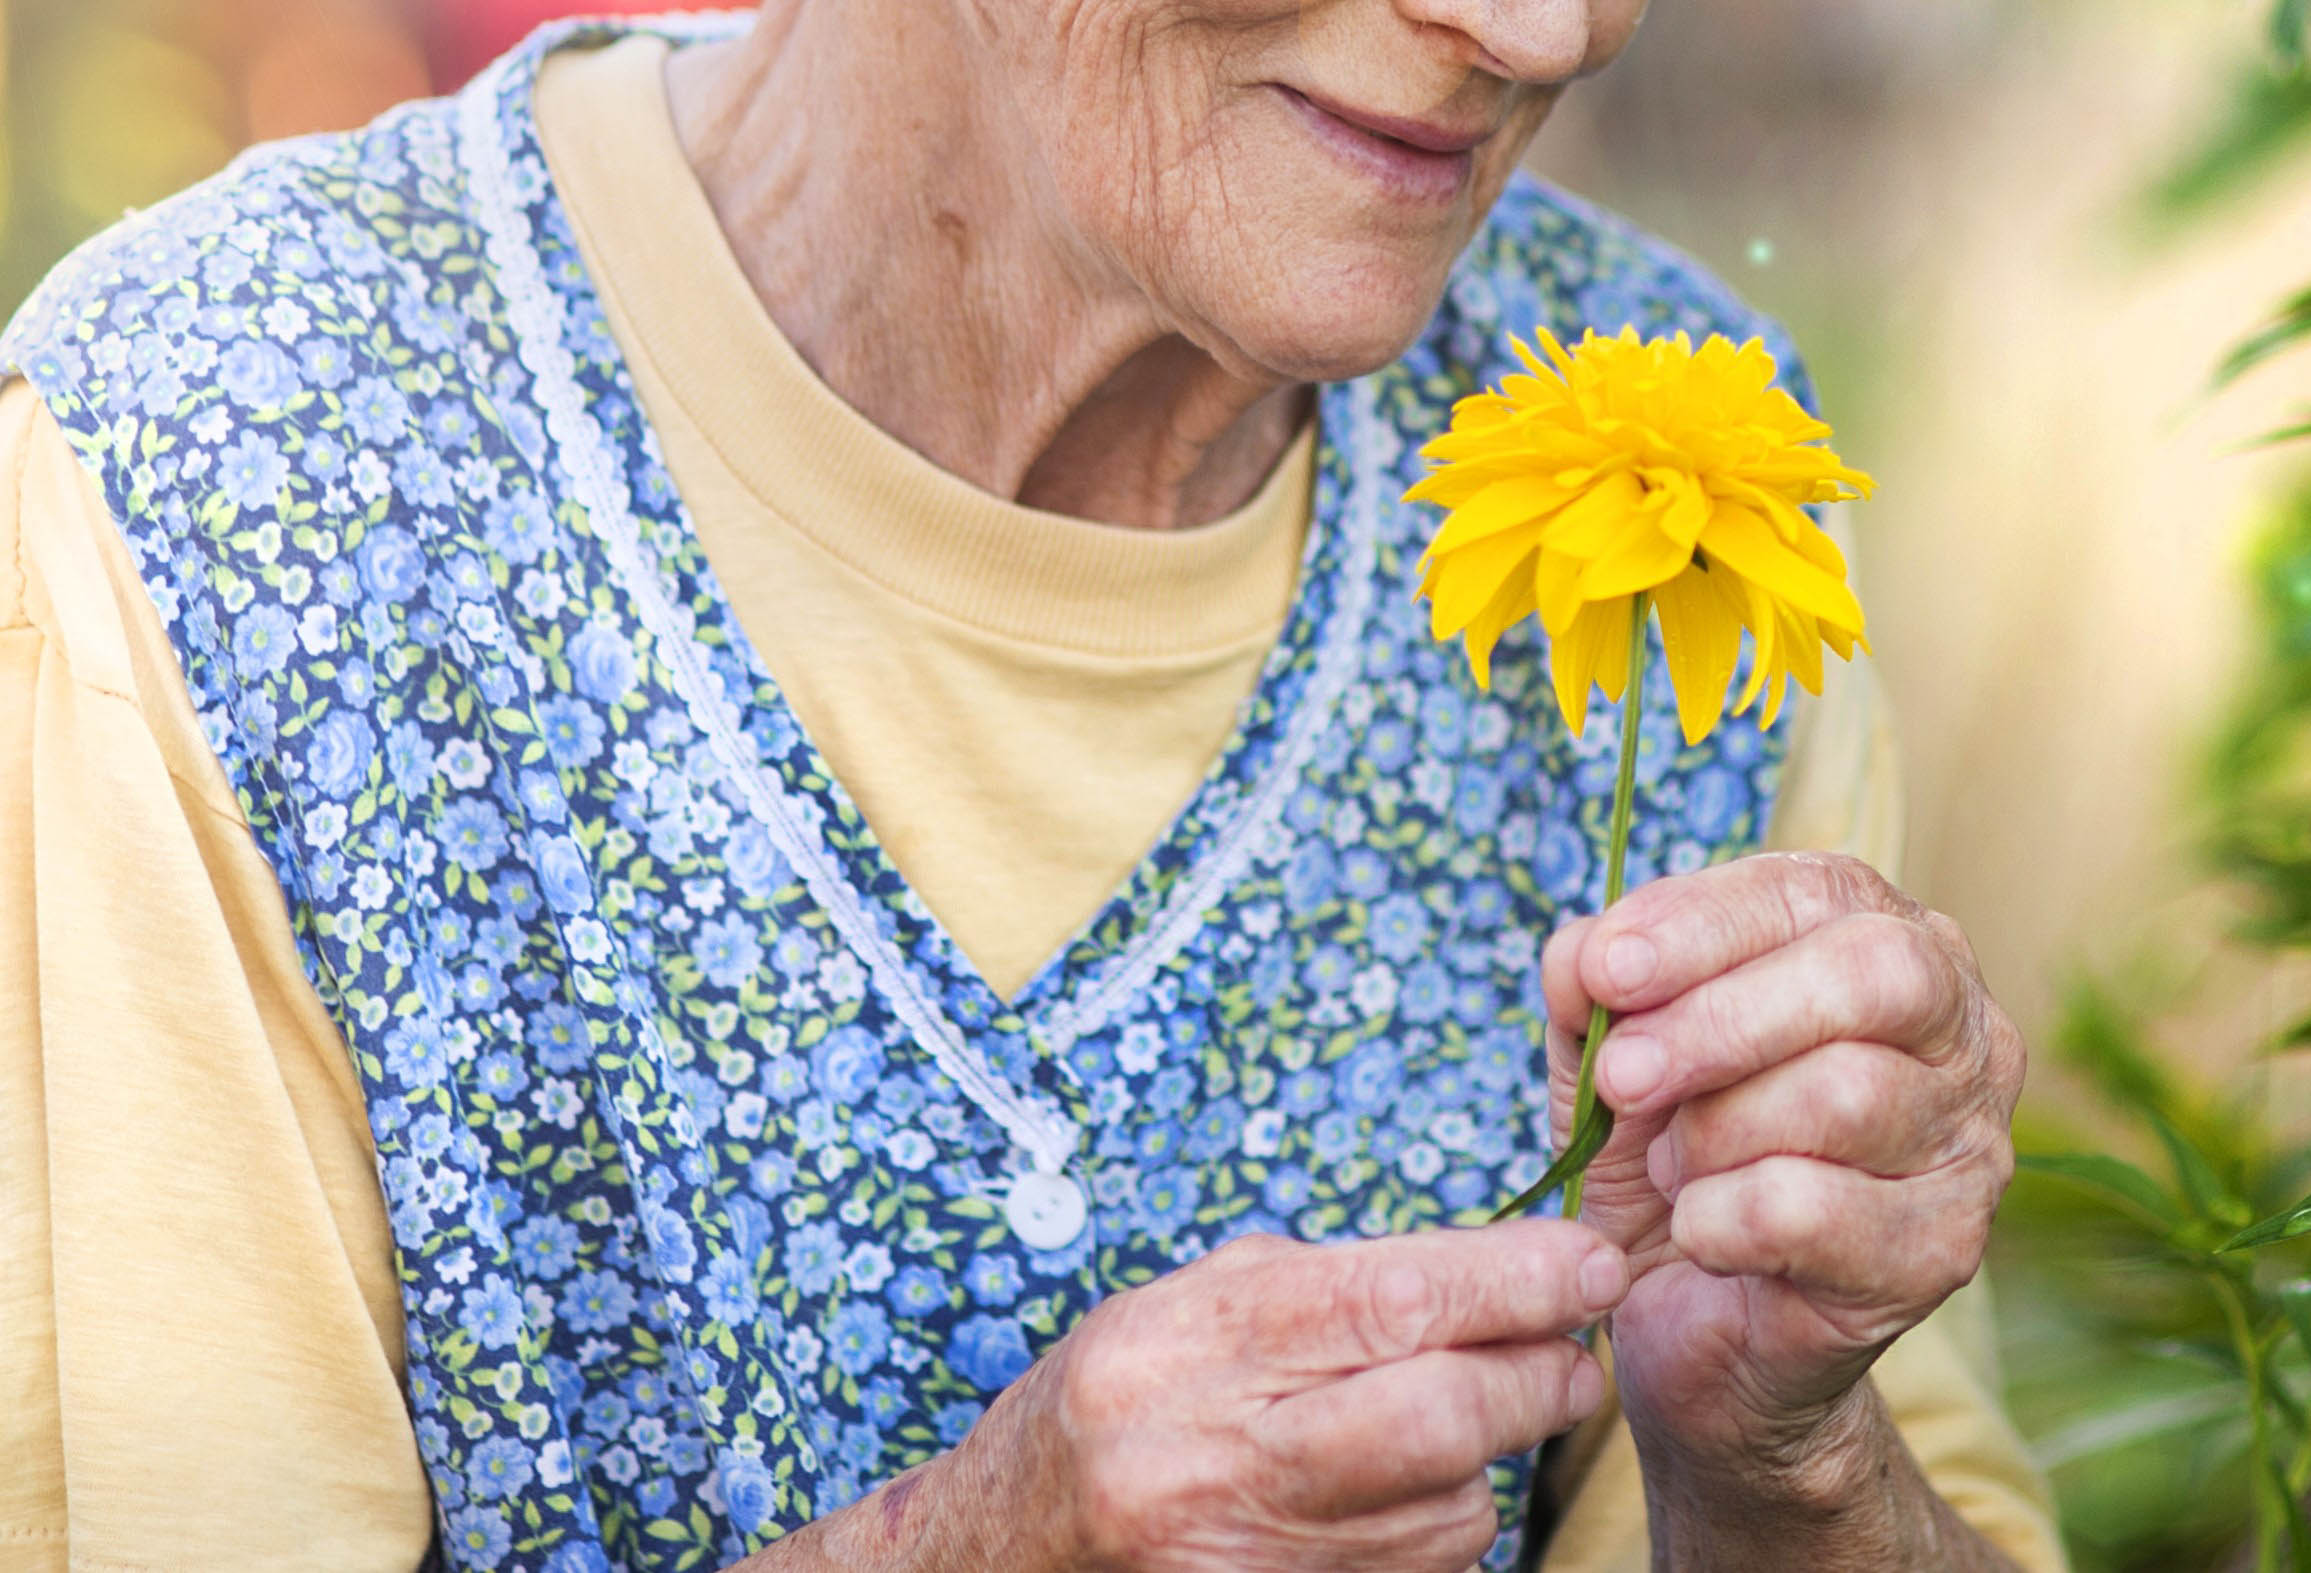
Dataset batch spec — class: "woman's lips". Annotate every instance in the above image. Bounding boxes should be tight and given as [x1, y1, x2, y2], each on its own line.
[1275, 85, 1484, 206]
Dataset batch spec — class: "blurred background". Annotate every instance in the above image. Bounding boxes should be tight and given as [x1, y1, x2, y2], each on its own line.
[2, 1, 2307, 1566]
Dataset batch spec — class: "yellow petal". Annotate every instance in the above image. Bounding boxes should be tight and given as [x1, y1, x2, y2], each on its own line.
[1653, 567, 1740, 745]
[1423, 475, 1573, 558]
[1407, 327, 1875, 732]
[1658, 474, 1712, 550]
[1574, 512, 1694, 601]
[1532, 547, 1587, 637]
[1593, 596, 1635, 703]
[1699, 505, 1867, 635]
[1460, 571, 1538, 690]
[1539, 470, 1649, 561]
[1732, 576, 1780, 716]
[1548, 596, 1632, 736]
[1425, 531, 1539, 640]
[1777, 603, 1826, 695]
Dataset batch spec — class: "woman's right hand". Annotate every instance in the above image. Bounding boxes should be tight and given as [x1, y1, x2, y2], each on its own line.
[966, 1219, 1627, 1571]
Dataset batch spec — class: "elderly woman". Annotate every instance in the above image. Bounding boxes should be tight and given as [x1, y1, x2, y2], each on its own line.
[0, 3, 2064, 1570]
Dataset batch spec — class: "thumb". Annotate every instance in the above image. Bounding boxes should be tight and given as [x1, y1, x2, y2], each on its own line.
[1548, 1015, 1672, 1258]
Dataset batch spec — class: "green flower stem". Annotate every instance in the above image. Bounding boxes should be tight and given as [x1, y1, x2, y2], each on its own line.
[1494, 592, 1652, 1226]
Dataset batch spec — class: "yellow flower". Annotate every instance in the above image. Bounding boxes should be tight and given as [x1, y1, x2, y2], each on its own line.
[1408, 327, 1875, 745]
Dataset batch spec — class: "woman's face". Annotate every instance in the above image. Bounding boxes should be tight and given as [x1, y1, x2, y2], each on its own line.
[957, 0, 1648, 384]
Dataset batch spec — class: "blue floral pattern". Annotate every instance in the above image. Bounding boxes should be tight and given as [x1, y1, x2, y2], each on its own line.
[4, 16, 1801, 1571]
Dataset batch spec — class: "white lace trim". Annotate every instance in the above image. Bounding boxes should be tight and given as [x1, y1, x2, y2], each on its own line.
[459, 21, 1082, 1177]
[461, 14, 1384, 1165]
[1034, 390, 1382, 1056]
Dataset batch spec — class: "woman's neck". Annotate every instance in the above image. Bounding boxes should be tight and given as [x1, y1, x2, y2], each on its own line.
[665, 2, 1310, 533]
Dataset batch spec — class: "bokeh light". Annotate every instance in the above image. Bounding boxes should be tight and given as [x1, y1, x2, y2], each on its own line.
[5, 4, 2309, 1566]
[0, 0, 671, 312]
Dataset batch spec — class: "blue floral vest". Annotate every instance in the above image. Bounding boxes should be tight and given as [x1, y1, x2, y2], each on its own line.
[5, 16, 1801, 1571]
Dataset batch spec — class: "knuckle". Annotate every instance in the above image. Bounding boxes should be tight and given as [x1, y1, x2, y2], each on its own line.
[1056, 1327, 1139, 1432]
[1841, 914, 1956, 1042]
[1982, 1131, 2018, 1196]
[1076, 1455, 1179, 1567]
[1396, 1382, 1484, 1468]
[1209, 1231, 1295, 1272]
[1686, 977, 1765, 1068]
[1441, 1477, 1503, 1565]
[1775, 851, 1865, 930]
[1832, 852, 1903, 911]
[1344, 1257, 1446, 1361]
[1909, 1218, 1985, 1305]
[1736, 1172, 1789, 1248]
[1742, 1162, 1819, 1256]
[1923, 907, 1976, 967]
[1810, 1044, 1886, 1142]
[1984, 1011, 2029, 1102]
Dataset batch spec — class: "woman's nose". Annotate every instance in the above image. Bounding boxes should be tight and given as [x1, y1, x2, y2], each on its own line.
[1392, 0, 1593, 83]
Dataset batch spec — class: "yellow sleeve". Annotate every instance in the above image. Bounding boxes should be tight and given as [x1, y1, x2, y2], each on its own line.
[0, 380, 435, 1571]
[1540, 652, 2069, 1572]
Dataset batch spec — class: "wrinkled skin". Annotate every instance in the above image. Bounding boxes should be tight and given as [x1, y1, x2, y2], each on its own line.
[671, 0, 1645, 527]
[671, 2, 2030, 1568]
[944, 0, 1650, 384]
[1542, 855, 2024, 1501]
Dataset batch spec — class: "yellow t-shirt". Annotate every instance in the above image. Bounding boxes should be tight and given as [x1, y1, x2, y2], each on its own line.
[0, 33, 2062, 1573]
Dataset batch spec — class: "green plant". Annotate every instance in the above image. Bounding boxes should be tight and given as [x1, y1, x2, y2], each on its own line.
[2143, 0, 2311, 448]
[1995, 8, 2311, 1567]
[2008, 954, 2311, 1571]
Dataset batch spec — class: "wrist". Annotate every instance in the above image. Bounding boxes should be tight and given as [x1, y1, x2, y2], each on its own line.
[746, 1360, 1086, 1573]
[940, 1356, 1093, 1573]
[1631, 1381, 1904, 1568]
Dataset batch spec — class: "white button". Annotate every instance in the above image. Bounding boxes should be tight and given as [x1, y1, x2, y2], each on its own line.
[1003, 1171, 1088, 1251]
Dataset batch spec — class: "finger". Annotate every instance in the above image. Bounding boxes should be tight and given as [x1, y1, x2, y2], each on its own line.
[1570, 852, 1917, 1016]
[1251, 1219, 1628, 1371]
[1592, 911, 1971, 1117]
[1541, 914, 1602, 1046]
[1321, 1476, 1502, 1573]
[1251, 1339, 1602, 1519]
[1649, 1040, 1959, 1191]
[1670, 1154, 2000, 1326]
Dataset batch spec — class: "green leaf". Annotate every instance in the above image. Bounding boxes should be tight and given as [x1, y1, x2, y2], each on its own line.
[2142, 66, 2311, 230]
[2053, 979, 2179, 1123]
[2240, 415, 2311, 452]
[2015, 1151, 2185, 1234]
[2217, 286, 2311, 390]
[2267, 1012, 2311, 1057]
[2027, 1383, 2251, 1471]
[1492, 1102, 1614, 1223]
[2277, 0, 2311, 68]
[2150, 1111, 2243, 1221]
[2223, 1191, 2311, 1251]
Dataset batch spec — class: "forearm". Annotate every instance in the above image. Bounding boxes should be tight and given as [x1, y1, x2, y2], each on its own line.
[731, 1379, 1077, 1573]
[1634, 1381, 2024, 1573]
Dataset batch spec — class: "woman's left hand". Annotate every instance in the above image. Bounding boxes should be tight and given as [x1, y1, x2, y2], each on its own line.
[1541, 852, 2024, 1499]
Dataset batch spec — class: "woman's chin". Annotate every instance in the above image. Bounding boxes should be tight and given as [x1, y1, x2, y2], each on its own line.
[1218, 265, 1459, 385]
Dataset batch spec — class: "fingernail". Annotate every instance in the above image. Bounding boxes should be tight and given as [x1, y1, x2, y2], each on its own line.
[1578, 1247, 1627, 1311]
[1603, 933, 1659, 993]
[1646, 1134, 1680, 1196]
[1603, 1034, 1665, 1106]
[1569, 1355, 1606, 1417]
